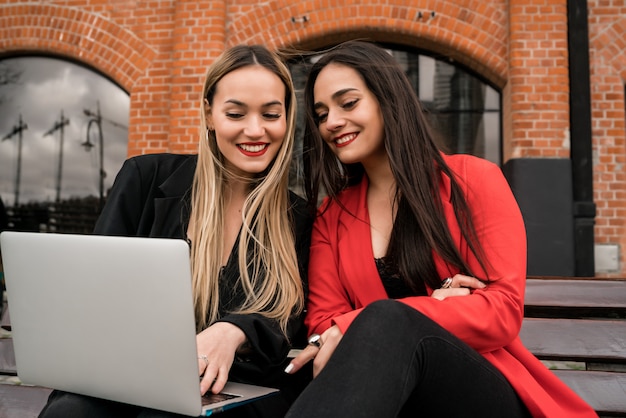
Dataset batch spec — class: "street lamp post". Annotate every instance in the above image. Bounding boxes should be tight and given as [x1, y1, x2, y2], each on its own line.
[82, 102, 105, 211]
[2, 114, 28, 207]
[44, 110, 70, 204]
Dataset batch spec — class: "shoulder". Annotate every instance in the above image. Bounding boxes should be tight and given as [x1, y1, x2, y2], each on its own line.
[441, 154, 514, 206]
[442, 153, 505, 189]
[442, 153, 500, 176]
[332, 178, 365, 208]
[125, 153, 197, 171]
[120, 153, 197, 182]
[315, 178, 365, 224]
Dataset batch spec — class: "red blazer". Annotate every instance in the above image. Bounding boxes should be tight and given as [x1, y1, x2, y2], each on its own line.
[306, 154, 596, 418]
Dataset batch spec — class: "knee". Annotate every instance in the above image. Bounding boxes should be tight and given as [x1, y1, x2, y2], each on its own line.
[38, 391, 79, 418]
[39, 391, 132, 418]
[358, 299, 425, 329]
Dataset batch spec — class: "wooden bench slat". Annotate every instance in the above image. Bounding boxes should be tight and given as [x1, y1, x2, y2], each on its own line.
[525, 278, 626, 307]
[520, 318, 626, 363]
[0, 384, 52, 418]
[526, 277, 626, 301]
[525, 278, 626, 319]
[553, 370, 626, 416]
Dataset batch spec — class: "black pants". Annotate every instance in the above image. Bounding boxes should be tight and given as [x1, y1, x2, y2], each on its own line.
[286, 299, 531, 418]
[39, 385, 293, 418]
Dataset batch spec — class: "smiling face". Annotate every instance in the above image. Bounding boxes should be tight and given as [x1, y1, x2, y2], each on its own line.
[206, 65, 287, 178]
[312, 63, 386, 168]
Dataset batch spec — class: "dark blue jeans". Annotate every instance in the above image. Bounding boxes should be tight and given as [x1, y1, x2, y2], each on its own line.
[286, 299, 531, 418]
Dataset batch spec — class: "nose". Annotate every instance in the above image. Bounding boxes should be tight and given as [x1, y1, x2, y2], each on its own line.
[324, 109, 345, 132]
[244, 116, 265, 138]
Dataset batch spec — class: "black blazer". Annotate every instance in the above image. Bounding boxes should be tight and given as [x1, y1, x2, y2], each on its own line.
[94, 153, 313, 403]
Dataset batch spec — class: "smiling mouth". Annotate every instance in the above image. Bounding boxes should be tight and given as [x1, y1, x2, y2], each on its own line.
[334, 133, 357, 147]
[238, 143, 268, 153]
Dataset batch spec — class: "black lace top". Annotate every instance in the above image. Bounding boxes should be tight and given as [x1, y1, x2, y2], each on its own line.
[374, 256, 414, 299]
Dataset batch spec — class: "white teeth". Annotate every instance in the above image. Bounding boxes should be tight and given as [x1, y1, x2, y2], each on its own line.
[239, 144, 266, 153]
[335, 134, 356, 145]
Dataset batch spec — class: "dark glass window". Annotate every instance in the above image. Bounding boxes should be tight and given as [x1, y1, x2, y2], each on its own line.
[0, 57, 129, 234]
[288, 46, 501, 195]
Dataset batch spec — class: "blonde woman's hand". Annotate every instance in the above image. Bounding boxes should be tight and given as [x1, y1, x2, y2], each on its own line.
[430, 273, 486, 301]
[284, 324, 343, 378]
[196, 322, 247, 395]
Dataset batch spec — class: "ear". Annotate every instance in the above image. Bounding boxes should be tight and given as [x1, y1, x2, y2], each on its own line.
[204, 98, 214, 130]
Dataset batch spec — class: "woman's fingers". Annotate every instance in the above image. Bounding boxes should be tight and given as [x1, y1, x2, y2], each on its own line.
[284, 345, 319, 374]
[431, 274, 486, 300]
[195, 322, 245, 394]
[311, 326, 342, 377]
[210, 365, 229, 394]
[199, 363, 216, 395]
[451, 273, 486, 289]
[431, 287, 470, 300]
[285, 326, 344, 377]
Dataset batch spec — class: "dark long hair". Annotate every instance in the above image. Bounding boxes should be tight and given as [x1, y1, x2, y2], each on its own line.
[302, 40, 489, 292]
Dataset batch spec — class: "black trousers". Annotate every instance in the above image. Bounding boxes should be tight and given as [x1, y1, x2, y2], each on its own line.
[39, 390, 292, 418]
[286, 299, 531, 418]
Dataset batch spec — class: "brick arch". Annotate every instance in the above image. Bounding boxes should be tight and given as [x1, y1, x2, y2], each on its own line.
[0, 3, 156, 93]
[227, 0, 507, 89]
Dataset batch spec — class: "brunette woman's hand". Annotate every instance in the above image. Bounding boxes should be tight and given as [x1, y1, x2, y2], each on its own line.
[430, 273, 486, 301]
[284, 324, 343, 378]
[196, 321, 247, 395]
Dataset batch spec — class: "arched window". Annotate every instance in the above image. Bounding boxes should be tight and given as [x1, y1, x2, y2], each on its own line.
[0, 56, 129, 234]
[288, 45, 501, 194]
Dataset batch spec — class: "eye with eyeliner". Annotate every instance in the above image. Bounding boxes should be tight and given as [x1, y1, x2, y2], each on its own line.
[315, 111, 328, 124]
[341, 98, 358, 110]
[263, 112, 282, 120]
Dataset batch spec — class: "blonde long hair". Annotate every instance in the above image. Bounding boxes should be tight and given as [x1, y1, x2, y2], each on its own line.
[188, 45, 302, 334]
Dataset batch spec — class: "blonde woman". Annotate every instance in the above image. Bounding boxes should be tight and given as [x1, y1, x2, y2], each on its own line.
[39, 45, 313, 418]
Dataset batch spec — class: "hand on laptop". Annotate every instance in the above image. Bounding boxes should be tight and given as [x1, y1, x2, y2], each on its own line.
[284, 325, 343, 378]
[197, 322, 247, 395]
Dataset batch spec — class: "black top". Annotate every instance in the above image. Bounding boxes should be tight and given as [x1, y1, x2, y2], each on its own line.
[93, 153, 313, 411]
[375, 257, 413, 299]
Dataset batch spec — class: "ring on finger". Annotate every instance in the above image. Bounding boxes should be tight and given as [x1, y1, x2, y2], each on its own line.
[307, 334, 322, 348]
[440, 277, 453, 289]
[198, 354, 209, 366]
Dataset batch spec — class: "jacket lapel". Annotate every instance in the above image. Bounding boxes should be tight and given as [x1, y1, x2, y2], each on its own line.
[150, 156, 197, 238]
[338, 177, 388, 308]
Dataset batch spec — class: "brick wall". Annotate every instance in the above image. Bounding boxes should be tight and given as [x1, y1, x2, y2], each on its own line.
[1, 0, 625, 276]
[587, 0, 626, 274]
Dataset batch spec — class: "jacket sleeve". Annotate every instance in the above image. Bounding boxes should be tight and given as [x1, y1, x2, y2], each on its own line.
[307, 160, 528, 354]
[217, 313, 292, 378]
[394, 160, 527, 353]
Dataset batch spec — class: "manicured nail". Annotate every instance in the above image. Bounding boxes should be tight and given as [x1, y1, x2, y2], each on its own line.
[284, 363, 294, 374]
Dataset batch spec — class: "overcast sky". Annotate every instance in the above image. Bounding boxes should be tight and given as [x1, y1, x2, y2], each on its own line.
[0, 56, 129, 206]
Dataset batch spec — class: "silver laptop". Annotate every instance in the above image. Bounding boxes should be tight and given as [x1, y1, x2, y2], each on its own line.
[0, 231, 279, 416]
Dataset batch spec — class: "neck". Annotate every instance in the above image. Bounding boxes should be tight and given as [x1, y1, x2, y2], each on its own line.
[363, 158, 396, 195]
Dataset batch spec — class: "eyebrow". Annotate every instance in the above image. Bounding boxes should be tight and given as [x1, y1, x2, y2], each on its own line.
[225, 99, 283, 107]
[314, 88, 359, 110]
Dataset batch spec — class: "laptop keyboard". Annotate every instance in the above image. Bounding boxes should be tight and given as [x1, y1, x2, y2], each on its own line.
[201, 391, 242, 406]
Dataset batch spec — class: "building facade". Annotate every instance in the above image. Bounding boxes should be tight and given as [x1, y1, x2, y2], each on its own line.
[1, 0, 625, 277]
